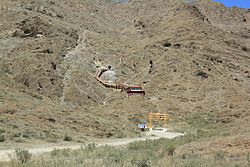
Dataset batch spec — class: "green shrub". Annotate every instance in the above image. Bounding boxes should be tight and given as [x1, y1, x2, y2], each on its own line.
[136, 159, 150, 167]
[165, 142, 176, 156]
[50, 148, 70, 158]
[0, 129, 5, 134]
[63, 134, 72, 141]
[247, 153, 250, 166]
[13, 125, 18, 129]
[43, 131, 59, 143]
[15, 148, 32, 164]
[85, 143, 97, 152]
[13, 132, 22, 137]
[0, 134, 4, 142]
[50, 149, 62, 157]
[22, 133, 30, 138]
[46, 137, 58, 143]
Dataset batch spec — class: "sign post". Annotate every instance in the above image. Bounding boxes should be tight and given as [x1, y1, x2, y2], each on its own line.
[149, 112, 152, 131]
[164, 112, 167, 128]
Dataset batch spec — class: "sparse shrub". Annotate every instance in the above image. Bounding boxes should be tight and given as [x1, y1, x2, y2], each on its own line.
[157, 139, 177, 156]
[50, 148, 70, 158]
[103, 146, 125, 165]
[165, 142, 176, 156]
[197, 129, 215, 138]
[247, 153, 250, 166]
[11, 124, 18, 129]
[137, 159, 150, 167]
[184, 158, 204, 167]
[13, 132, 22, 137]
[63, 134, 72, 141]
[182, 153, 187, 159]
[43, 131, 59, 143]
[181, 0, 196, 4]
[85, 143, 96, 152]
[46, 137, 58, 143]
[50, 149, 60, 157]
[15, 148, 32, 164]
[242, 46, 248, 52]
[22, 133, 30, 138]
[14, 137, 25, 143]
[0, 129, 5, 134]
[195, 71, 208, 78]
[4, 108, 18, 114]
[23, 130, 37, 138]
[0, 134, 5, 142]
[179, 134, 197, 143]
[0, 117, 6, 123]
[31, 93, 43, 99]
[215, 150, 225, 161]
[76, 139, 85, 143]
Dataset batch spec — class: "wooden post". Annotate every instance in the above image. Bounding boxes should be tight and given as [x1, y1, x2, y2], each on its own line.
[149, 112, 152, 130]
[164, 112, 167, 128]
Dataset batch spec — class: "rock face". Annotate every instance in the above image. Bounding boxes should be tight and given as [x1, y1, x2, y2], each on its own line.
[0, 0, 249, 155]
[101, 70, 117, 83]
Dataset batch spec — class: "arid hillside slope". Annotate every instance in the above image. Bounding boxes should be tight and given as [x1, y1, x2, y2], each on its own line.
[0, 0, 249, 157]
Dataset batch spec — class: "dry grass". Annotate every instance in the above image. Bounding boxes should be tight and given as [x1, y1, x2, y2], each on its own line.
[0, 136, 249, 167]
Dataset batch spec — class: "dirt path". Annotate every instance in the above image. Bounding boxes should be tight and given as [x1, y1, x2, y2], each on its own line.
[0, 131, 183, 162]
[59, 30, 87, 106]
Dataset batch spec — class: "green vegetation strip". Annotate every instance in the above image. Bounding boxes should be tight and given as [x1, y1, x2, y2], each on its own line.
[0, 135, 248, 167]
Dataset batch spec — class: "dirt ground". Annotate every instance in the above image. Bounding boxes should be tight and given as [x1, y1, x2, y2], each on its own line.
[0, 0, 249, 158]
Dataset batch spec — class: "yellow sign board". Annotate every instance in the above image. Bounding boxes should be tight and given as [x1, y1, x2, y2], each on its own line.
[149, 112, 168, 129]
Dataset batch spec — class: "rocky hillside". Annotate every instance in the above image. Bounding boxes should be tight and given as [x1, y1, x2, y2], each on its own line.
[0, 0, 249, 157]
